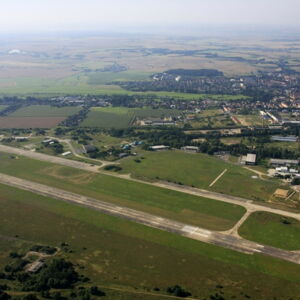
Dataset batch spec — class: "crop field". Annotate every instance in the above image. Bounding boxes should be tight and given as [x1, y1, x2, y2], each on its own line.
[10, 105, 81, 117]
[0, 105, 81, 128]
[80, 107, 181, 128]
[1, 184, 300, 299]
[0, 152, 246, 230]
[0, 117, 65, 129]
[120, 150, 285, 202]
[239, 212, 300, 250]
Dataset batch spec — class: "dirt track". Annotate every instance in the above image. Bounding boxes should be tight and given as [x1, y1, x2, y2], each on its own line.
[0, 172, 300, 265]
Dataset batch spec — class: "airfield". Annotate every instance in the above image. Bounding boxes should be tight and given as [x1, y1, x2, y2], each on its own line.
[0, 143, 299, 264]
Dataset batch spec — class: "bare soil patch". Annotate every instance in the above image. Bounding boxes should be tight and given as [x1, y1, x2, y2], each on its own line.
[40, 166, 95, 185]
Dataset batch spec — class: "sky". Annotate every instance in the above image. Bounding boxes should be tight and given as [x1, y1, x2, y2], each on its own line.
[0, 0, 299, 33]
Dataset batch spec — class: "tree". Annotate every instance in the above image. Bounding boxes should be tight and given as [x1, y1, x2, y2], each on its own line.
[167, 285, 191, 298]
[0, 290, 10, 300]
[90, 286, 106, 296]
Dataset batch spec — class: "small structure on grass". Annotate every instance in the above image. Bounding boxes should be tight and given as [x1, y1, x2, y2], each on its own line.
[84, 145, 97, 153]
[241, 153, 257, 165]
[273, 189, 289, 199]
[150, 145, 170, 151]
[181, 146, 199, 153]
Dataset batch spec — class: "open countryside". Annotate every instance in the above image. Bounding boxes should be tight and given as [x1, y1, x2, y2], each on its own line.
[0, 1, 300, 299]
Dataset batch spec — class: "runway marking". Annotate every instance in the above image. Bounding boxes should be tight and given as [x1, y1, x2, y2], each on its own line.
[209, 169, 227, 187]
[0, 172, 300, 265]
[182, 225, 199, 234]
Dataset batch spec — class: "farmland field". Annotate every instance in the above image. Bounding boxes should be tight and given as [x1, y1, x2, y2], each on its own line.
[239, 212, 300, 250]
[120, 150, 284, 202]
[0, 105, 81, 128]
[0, 117, 66, 129]
[80, 107, 181, 128]
[0, 152, 246, 230]
[0, 33, 297, 99]
[10, 105, 81, 117]
[1, 184, 300, 299]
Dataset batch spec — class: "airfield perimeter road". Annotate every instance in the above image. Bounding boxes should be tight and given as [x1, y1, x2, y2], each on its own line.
[0, 172, 300, 265]
[0, 144, 299, 223]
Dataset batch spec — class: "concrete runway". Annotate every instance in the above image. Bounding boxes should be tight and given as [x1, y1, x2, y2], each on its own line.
[0, 172, 300, 265]
[0, 144, 299, 223]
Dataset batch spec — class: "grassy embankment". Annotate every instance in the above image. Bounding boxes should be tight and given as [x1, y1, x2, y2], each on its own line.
[119, 150, 285, 202]
[239, 211, 300, 250]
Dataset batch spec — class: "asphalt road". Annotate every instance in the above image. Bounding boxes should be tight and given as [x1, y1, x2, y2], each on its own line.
[0, 172, 300, 265]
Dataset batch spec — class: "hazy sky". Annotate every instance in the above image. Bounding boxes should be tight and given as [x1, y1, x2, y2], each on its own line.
[0, 0, 299, 32]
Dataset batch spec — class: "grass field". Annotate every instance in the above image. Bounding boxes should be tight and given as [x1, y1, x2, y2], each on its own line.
[265, 141, 300, 152]
[234, 114, 264, 126]
[80, 107, 181, 128]
[1, 184, 300, 299]
[87, 71, 152, 85]
[134, 108, 181, 119]
[0, 75, 249, 101]
[221, 137, 243, 145]
[190, 114, 236, 129]
[10, 105, 80, 117]
[239, 212, 300, 250]
[0, 152, 246, 230]
[120, 150, 284, 202]
[0, 105, 7, 112]
[80, 107, 136, 128]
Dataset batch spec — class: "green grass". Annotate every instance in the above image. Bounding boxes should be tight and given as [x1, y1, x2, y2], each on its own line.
[239, 212, 300, 250]
[134, 108, 181, 118]
[0, 152, 246, 230]
[0, 105, 7, 112]
[0, 76, 249, 101]
[190, 114, 236, 129]
[265, 141, 300, 152]
[80, 107, 181, 128]
[10, 105, 81, 117]
[88, 71, 152, 85]
[0, 184, 300, 299]
[80, 107, 135, 128]
[120, 150, 283, 201]
[234, 114, 263, 126]
[221, 137, 243, 145]
[198, 109, 224, 117]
